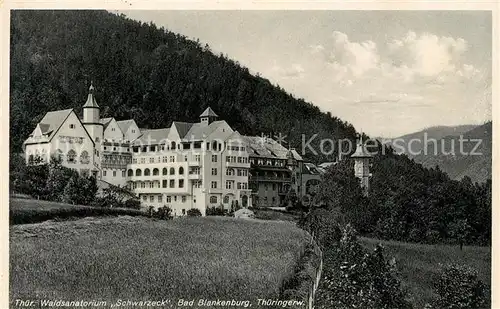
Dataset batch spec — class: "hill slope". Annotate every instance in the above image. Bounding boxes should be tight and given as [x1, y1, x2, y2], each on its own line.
[10, 10, 356, 162]
[378, 125, 478, 155]
[413, 122, 492, 183]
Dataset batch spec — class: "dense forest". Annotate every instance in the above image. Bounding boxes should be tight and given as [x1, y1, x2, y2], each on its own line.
[10, 10, 356, 162]
[10, 10, 491, 245]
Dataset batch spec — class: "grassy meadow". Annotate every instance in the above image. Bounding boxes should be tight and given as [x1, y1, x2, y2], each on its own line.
[10, 198, 145, 224]
[10, 215, 311, 308]
[361, 237, 491, 307]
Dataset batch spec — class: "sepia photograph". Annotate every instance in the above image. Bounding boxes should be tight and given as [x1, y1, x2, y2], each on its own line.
[5, 7, 495, 309]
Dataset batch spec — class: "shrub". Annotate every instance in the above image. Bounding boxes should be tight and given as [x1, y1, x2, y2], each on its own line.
[186, 208, 202, 217]
[153, 206, 173, 220]
[432, 263, 487, 309]
[124, 199, 141, 210]
[206, 206, 225, 216]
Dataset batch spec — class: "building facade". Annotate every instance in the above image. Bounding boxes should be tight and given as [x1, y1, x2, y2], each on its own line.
[24, 84, 323, 215]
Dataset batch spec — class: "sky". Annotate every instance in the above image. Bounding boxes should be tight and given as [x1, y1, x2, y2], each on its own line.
[119, 10, 492, 137]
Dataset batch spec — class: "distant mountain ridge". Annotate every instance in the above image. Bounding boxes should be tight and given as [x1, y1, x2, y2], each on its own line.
[412, 122, 492, 183]
[376, 125, 479, 155]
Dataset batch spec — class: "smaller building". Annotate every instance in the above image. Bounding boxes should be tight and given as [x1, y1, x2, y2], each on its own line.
[351, 137, 373, 196]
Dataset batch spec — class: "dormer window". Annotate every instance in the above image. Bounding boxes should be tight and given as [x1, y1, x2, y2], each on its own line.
[132, 129, 136, 133]
[69, 124, 75, 129]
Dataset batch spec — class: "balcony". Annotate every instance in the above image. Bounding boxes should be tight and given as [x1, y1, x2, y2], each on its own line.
[226, 162, 251, 168]
[188, 161, 202, 167]
[188, 173, 202, 180]
[249, 176, 292, 183]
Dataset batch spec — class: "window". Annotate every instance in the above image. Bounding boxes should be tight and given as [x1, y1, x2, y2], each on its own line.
[136, 169, 142, 176]
[133, 158, 137, 164]
[162, 156, 168, 163]
[150, 196, 154, 202]
[212, 155, 218, 162]
[143, 196, 147, 201]
[132, 129, 136, 133]
[80, 151, 90, 164]
[224, 195, 230, 204]
[182, 196, 186, 203]
[184, 155, 188, 162]
[149, 158, 154, 163]
[179, 167, 184, 175]
[158, 195, 162, 203]
[170, 167, 175, 175]
[194, 142, 202, 149]
[211, 181, 217, 189]
[128, 169, 133, 176]
[67, 150, 77, 163]
[149, 182, 154, 188]
[162, 180, 167, 188]
[170, 180, 175, 188]
[226, 180, 233, 189]
[182, 209, 186, 215]
[140, 158, 146, 164]
[113, 171, 116, 177]
[122, 171, 125, 177]
[211, 168, 217, 176]
[166, 196, 172, 203]
[69, 124, 75, 129]
[111, 128, 115, 131]
[195, 155, 201, 162]
[103, 171, 107, 176]
[179, 179, 184, 188]
[171, 141, 176, 150]
[169, 156, 175, 163]
[210, 196, 218, 204]
[153, 168, 159, 176]
[144, 168, 151, 176]
[141, 182, 146, 188]
[162, 168, 168, 175]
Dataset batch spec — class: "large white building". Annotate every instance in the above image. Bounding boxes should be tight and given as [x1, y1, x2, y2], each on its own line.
[24, 84, 253, 216]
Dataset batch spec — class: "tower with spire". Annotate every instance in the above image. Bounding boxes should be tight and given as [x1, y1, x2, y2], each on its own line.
[82, 82, 104, 172]
[351, 134, 373, 196]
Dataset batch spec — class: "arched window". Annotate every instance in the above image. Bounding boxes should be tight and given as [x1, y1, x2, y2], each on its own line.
[210, 196, 218, 204]
[171, 141, 176, 150]
[242, 195, 248, 208]
[163, 168, 168, 175]
[144, 168, 151, 176]
[67, 150, 77, 163]
[170, 167, 175, 175]
[212, 141, 217, 151]
[80, 151, 90, 164]
[127, 169, 133, 177]
[179, 167, 184, 175]
[136, 169, 142, 176]
[153, 168, 159, 176]
[223, 195, 230, 204]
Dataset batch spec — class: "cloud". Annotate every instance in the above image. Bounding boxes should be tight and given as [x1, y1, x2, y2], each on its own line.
[327, 31, 379, 78]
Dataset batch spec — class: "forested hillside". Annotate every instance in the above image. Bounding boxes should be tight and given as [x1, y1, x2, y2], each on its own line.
[10, 10, 356, 162]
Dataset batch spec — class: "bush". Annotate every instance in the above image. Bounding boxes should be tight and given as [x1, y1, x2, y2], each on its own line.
[153, 206, 173, 220]
[206, 206, 225, 216]
[186, 208, 202, 217]
[432, 263, 487, 309]
[124, 199, 141, 210]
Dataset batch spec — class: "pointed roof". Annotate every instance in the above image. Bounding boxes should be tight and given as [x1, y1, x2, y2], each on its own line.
[99, 117, 113, 130]
[116, 119, 137, 133]
[172, 121, 196, 139]
[134, 128, 171, 145]
[83, 83, 99, 108]
[351, 138, 373, 158]
[36, 109, 73, 136]
[200, 107, 218, 118]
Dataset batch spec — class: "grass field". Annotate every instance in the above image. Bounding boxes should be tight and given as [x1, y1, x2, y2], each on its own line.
[10, 216, 311, 308]
[10, 198, 145, 224]
[361, 237, 491, 307]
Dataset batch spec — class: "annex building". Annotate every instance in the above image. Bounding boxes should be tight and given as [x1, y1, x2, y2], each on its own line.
[24, 84, 323, 215]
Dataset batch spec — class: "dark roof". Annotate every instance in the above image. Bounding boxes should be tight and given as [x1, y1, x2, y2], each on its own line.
[172, 122, 195, 139]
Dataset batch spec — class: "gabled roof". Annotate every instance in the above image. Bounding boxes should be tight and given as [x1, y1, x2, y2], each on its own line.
[116, 119, 137, 133]
[83, 84, 99, 108]
[184, 120, 227, 141]
[35, 109, 73, 137]
[134, 128, 170, 145]
[241, 135, 303, 160]
[172, 122, 196, 139]
[200, 107, 218, 118]
[100, 117, 113, 130]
